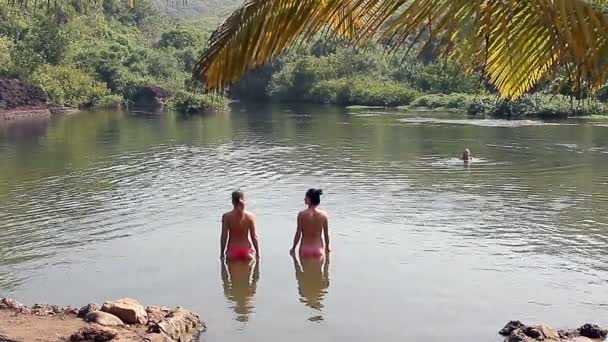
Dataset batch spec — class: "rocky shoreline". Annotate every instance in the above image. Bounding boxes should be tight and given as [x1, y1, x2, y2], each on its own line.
[499, 321, 607, 342]
[1, 296, 606, 342]
[0, 297, 204, 342]
[0, 79, 51, 119]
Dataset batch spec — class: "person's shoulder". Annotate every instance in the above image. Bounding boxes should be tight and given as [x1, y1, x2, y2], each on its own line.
[245, 211, 256, 220]
[222, 210, 233, 219]
[318, 209, 329, 218]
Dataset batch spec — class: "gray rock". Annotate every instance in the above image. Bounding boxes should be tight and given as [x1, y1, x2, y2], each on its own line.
[142, 331, 175, 342]
[146, 305, 171, 324]
[78, 303, 100, 318]
[505, 330, 530, 342]
[565, 337, 596, 342]
[500, 321, 608, 342]
[501, 321, 526, 336]
[101, 298, 147, 325]
[132, 86, 171, 108]
[147, 308, 203, 341]
[0, 298, 22, 310]
[85, 311, 124, 327]
[0, 297, 30, 314]
[62, 306, 79, 316]
[523, 326, 542, 339]
[30, 303, 60, 316]
[70, 325, 118, 341]
[538, 324, 560, 340]
[578, 324, 607, 340]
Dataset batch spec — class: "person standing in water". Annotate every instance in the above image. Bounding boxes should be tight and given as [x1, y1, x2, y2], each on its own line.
[221, 191, 260, 260]
[290, 189, 330, 258]
[462, 148, 473, 162]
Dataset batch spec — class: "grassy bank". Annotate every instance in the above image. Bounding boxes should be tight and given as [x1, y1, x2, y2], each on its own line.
[401, 93, 608, 118]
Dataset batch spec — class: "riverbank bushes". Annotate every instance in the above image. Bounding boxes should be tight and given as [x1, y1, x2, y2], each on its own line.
[30, 64, 110, 107]
[261, 44, 484, 107]
[168, 90, 229, 113]
[404, 93, 608, 117]
[306, 78, 419, 106]
[469, 94, 608, 117]
[235, 38, 608, 117]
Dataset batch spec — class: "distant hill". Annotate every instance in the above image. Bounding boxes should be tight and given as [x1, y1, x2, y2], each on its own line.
[152, 0, 242, 19]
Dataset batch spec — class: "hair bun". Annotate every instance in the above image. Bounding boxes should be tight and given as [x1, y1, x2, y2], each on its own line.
[317, 189, 323, 195]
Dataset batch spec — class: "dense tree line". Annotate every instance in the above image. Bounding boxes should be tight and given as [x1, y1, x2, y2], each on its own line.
[0, 0, 226, 110]
[232, 40, 608, 117]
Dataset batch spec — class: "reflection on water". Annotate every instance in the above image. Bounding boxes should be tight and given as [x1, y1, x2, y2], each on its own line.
[0, 105, 608, 341]
[292, 254, 330, 322]
[221, 259, 259, 323]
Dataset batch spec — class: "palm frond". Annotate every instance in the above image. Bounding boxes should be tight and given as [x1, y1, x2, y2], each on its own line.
[191, 0, 372, 91]
[194, 0, 608, 99]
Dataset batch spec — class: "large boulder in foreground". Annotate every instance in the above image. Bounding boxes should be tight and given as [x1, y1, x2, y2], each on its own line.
[499, 321, 607, 342]
[0, 79, 49, 118]
[101, 298, 148, 325]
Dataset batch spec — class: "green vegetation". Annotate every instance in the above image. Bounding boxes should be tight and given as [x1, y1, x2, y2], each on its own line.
[246, 43, 481, 107]
[0, 0, 227, 112]
[577, 115, 608, 120]
[469, 95, 608, 118]
[232, 40, 607, 117]
[193, 0, 608, 101]
[309, 78, 419, 107]
[1, 0, 606, 118]
[168, 90, 229, 113]
[30, 64, 110, 107]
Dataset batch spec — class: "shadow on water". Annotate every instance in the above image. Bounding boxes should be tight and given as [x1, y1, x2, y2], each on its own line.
[291, 254, 330, 322]
[220, 259, 259, 323]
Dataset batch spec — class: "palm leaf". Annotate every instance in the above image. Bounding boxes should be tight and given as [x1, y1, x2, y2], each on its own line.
[193, 0, 608, 99]
[191, 0, 373, 91]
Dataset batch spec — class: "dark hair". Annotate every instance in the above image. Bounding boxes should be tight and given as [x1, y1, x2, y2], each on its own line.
[306, 188, 323, 205]
[231, 190, 244, 205]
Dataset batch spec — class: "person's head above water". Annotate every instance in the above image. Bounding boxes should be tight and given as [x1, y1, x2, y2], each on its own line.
[232, 190, 245, 210]
[305, 188, 323, 207]
[462, 148, 472, 161]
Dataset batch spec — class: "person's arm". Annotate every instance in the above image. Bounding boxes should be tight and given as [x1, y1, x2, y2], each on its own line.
[323, 214, 330, 254]
[249, 214, 260, 258]
[290, 213, 302, 254]
[220, 214, 228, 258]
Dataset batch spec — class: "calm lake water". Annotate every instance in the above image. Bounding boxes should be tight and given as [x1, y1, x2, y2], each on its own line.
[1, 104, 607, 341]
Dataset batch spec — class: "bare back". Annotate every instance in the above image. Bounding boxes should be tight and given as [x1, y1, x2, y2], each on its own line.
[223, 210, 255, 247]
[298, 208, 328, 247]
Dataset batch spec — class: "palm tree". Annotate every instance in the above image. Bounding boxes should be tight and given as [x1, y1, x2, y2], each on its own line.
[192, 0, 608, 99]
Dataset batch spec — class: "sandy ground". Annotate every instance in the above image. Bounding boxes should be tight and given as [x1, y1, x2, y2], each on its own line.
[0, 310, 85, 342]
[0, 310, 143, 342]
